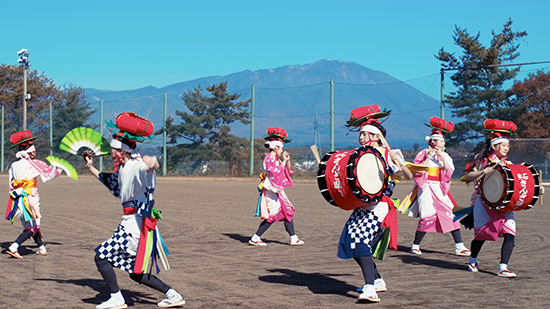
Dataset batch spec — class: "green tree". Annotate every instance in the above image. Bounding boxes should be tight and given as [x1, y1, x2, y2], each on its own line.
[158, 81, 251, 174]
[0, 64, 60, 159]
[436, 19, 527, 144]
[52, 83, 98, 157]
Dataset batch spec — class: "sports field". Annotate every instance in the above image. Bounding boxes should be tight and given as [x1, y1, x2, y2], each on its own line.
[1, 176, 549, 308]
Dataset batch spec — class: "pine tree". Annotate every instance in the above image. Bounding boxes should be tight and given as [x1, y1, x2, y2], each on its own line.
[158, 81, 250, 174]
[436, 19, 527, 144]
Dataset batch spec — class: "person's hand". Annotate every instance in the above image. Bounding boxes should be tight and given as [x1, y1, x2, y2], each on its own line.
[282, 151, 290, 161]
[82, 150, 93, 168]
[481, 165, 496, 176]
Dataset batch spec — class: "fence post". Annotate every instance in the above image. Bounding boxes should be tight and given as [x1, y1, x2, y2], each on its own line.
[330, 78, 334, 151]
[249, 84, 255, 176]
[163, 92, 167, 176]
[99, 98, 104, 171]
[49, 101, 53, 156]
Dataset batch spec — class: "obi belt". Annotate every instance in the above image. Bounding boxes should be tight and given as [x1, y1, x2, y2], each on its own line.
[5, 178, 38, 224]
[123, 200, 171, 274]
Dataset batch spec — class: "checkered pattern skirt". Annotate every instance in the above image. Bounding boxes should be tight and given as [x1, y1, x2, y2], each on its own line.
[337, 207, 385, 259]
[95, 215, 141, 273]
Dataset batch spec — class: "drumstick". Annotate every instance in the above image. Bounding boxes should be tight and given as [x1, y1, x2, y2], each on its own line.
[379, 135, 392, 151]
[310, 145, 321, 164]
[475, 161, 500, 182]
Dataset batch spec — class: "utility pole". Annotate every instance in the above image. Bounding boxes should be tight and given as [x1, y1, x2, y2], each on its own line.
[17, 49, 30, 130]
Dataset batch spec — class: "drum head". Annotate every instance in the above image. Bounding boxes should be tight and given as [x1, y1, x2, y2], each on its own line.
[356, 152, 385, 194]
[482, 169, 505, 203]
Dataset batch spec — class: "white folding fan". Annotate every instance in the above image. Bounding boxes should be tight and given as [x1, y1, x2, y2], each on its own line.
[59, 127, 110, 156]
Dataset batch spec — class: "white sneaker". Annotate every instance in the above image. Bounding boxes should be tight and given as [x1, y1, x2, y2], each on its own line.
[96, 291, 127, 309]
[357, 285, 380, 302]
[158, 289, 186, 308]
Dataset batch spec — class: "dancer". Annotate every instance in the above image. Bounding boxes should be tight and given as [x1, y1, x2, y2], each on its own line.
[463, 119, 538, 277]
[249, 127, 304, 247]
[406, 117, 470, 256]
[6, 130, 61, 258]
[84, 113, 185, 308]
[338, 105, 412, 302]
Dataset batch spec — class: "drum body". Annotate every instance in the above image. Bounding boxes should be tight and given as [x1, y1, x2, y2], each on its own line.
[480, 163, 541, 211]
[317, 146, 390, 210]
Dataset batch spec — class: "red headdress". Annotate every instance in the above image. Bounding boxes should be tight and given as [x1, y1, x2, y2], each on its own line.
[264, 127, 291, 143]
[483, 119, 517, 140]
[346, 105, 391, 130]
[10, 130, 38, 148]
[424, 116, 454, 141]
[106, 112, 154, 144]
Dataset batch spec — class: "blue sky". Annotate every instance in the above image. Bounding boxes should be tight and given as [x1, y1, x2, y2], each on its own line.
[1, 0, 550, 99]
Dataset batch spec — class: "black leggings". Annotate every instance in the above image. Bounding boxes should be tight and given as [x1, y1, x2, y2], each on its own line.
[413, 229, 462, 245]
[15, 230, 43, 247]
[255, 219, 295, 237]
[470, 234, 515, 264]
[353, 256, 381, 285]
[94, 254, 171, 294]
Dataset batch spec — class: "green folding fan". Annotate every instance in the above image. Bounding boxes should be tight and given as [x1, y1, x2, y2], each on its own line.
[60, 127, 110, 156]
[46, 156, 78, 180]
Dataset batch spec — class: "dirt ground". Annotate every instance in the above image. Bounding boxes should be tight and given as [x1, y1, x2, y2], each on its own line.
[1, 175, 549, 309]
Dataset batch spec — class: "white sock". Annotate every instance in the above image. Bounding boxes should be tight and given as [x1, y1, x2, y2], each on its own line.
[166, 288, 177, 297]
[361, 284, 377, 296]
[111, 290, 124, 302]
[455, 242, 466, 250]
[411, 244, 420, 250]
[290, 235, 299, 243]
[251, 234, 261, 242]
[38, 245, 46, 252]
[499, 263, 508, 272]
[469, 256, 477, 265]
[9, 243, 19, 252]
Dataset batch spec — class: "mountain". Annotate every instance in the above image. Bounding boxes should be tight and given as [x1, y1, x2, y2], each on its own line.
[84, 59, 441, 152]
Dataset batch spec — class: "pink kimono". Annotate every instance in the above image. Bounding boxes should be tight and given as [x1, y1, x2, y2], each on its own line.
[407, 149, 460, 233]
[258, 153, 295, 223]
[472, 155, 515, 241]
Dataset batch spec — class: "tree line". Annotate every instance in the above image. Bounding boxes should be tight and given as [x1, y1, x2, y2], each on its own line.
[1, 18, 550, 174]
